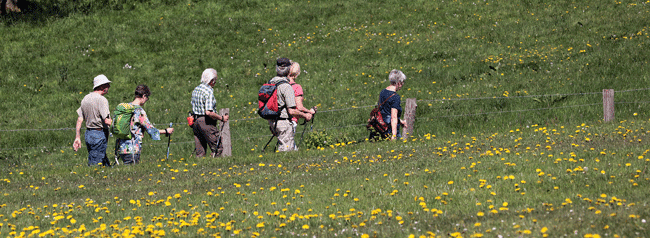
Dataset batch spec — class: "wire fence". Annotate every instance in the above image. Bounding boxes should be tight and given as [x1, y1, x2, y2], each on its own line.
[418, 103, 603, 120]
[416, 91, 603, 103]
[2, 88, 650, 151]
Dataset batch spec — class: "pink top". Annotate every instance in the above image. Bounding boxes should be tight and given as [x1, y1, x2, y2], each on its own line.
[291, 83, 304, 122]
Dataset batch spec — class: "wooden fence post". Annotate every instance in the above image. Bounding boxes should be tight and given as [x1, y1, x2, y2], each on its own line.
[603, 89, 614, 122]
[404, 98, 417, 139]
[219, 108, 232, 157]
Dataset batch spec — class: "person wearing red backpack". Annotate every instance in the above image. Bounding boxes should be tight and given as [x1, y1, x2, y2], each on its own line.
[267, 58, 314, 151]
[378, 69, 409, 140]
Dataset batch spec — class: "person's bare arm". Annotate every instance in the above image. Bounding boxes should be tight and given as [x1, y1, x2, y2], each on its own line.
[206, 111, 229, 122]
[73, 116, 83, 151]
[391, 108, 399, 140]
[288, 107, 312, 121]
[159, 128, 175, 134]
[295, 96, 316, 114]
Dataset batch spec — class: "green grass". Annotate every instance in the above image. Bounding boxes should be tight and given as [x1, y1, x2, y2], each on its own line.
[1, 0, 650, 236]
[1, 118, 649, 237]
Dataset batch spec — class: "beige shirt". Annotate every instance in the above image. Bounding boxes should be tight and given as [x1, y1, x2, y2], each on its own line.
[77, 92, 110, 129]
[269, 77, 296, 119]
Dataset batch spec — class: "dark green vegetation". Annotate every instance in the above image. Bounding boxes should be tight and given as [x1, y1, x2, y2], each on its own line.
[1, 0, 649, 237]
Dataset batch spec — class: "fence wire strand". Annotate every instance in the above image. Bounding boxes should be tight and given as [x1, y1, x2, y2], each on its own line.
[615, 88, 650, 93]
[615, 101, 650, 104]
[3, 87, 648, 151]
[0, 128, 76, 132]
[420, 103, 602, 119]
[417, 91, 602, 103]
[0, 90, 614, 132]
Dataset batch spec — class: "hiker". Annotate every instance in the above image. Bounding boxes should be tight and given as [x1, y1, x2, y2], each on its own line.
[191, 68, 229, 157]
[114, 85, 174, 164]
[72, 74, 113, 166]
[267, 58, 313, 151]
[287, 61, 317, 149]
[377, 69, 408, 140]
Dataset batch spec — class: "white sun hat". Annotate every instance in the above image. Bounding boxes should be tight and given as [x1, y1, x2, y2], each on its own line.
[93, 74, 111, 89]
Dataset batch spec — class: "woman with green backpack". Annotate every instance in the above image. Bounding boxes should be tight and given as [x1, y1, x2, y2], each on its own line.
[113, 85, 174, 164]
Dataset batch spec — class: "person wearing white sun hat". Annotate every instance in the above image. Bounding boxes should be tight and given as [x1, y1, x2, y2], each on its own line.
[73, 74, 113, 166]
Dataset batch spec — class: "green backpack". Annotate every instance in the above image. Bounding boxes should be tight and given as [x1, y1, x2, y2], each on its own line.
[111, 103, 141, 139]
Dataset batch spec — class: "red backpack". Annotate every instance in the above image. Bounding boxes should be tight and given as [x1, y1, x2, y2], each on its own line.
[366, 93, 396, 137]
[257, 79, 289, 119]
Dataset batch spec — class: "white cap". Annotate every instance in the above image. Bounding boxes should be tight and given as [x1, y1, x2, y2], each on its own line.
[201, 68, 217, 84]
[93, 74, 111, 89]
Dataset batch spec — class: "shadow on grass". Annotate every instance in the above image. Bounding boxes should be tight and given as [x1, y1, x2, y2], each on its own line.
[1, 0, 75, 26]
[0, 0, 269, 26]
[0, 0, 154, 26]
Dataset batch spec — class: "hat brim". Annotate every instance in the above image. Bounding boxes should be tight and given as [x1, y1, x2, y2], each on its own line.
[93, 81, 111, 89]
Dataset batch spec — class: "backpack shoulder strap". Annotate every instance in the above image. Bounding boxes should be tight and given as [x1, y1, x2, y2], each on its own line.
[378, 93, 397, 108]
[275, 80, 289, 87]
[272, 80, 290, 114]
[273, 80, 290, 99]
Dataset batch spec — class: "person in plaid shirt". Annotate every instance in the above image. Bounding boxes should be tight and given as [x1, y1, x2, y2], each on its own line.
[190, 68, 229, 157]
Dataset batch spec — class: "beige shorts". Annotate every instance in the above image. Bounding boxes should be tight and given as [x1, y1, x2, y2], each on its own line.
[269, 119, 296, 152]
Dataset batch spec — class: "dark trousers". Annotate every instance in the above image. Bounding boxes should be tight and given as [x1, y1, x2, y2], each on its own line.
[193, 116, 222, 157]
[119, 153, 141, 164]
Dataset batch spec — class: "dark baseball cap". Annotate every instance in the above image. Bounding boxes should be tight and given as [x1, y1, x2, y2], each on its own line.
[277, 58, 291, 67]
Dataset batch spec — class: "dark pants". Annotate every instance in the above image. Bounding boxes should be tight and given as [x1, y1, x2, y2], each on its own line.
[369, 120, 402, 141]
[119, 154, 141, 164]
[193, 116, 222, 157]
[85, 129, 111, 166]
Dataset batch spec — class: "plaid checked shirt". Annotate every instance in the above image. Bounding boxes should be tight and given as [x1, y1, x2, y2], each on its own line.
[191, 83, 216, 115]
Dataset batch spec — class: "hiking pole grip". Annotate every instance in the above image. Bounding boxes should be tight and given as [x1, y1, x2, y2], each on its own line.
[308, 106, 316, 133]
[302, 106, 317, 125]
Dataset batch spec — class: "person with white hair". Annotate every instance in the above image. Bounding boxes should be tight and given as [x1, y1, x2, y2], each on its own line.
[190, 68, 229, 157]
[73, 74, 113, 166]
[377, 69, 408, 140]
[287, 61, 317, 149]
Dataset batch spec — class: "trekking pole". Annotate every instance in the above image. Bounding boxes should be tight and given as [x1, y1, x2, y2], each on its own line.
[114, 143, 120, 166]
[297, 106, 317, 148]
[213, 119, 227, 156]
[261, 135, 275, 152]
[262, 120, 278, 152]
[166, 123, 172, 160]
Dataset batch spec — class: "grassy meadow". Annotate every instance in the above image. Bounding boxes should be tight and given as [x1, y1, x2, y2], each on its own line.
[1, 0, 650, 237]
